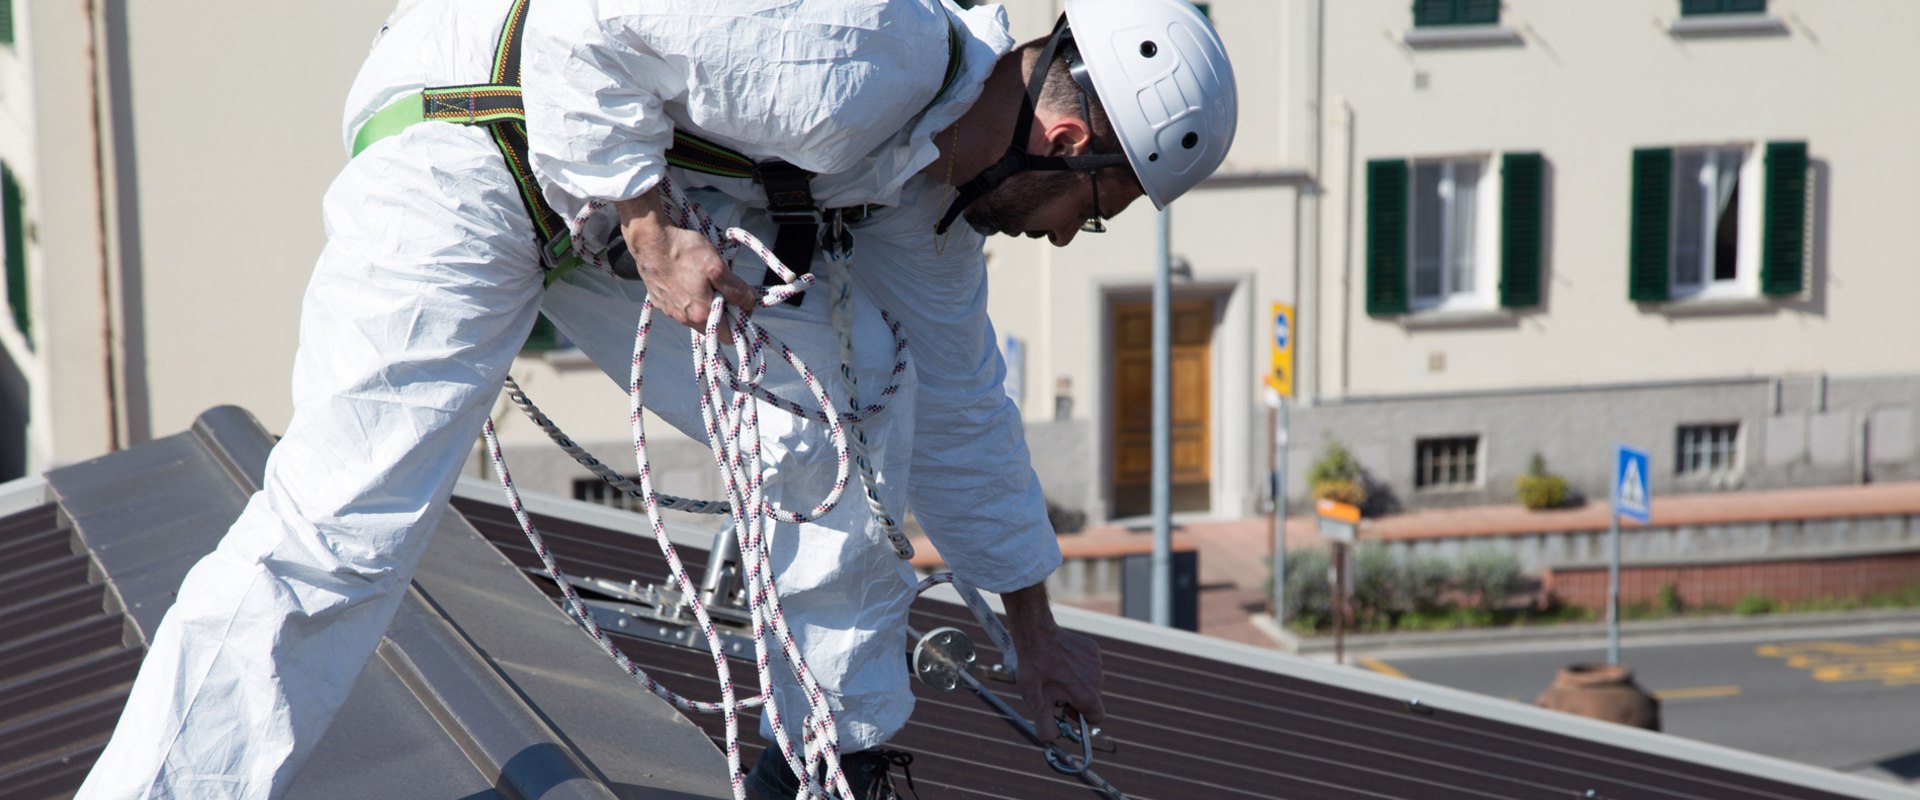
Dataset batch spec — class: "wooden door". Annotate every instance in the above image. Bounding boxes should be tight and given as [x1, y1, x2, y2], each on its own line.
[1111, 299, 1212, 518]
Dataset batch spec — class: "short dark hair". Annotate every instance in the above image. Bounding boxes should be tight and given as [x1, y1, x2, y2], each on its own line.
[1017, 37, 1123, 162]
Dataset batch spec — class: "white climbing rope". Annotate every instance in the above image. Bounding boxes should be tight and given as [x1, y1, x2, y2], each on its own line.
[488, 175, 1020, 799]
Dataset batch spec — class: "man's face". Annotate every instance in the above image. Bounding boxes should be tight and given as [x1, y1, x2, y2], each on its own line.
[962, 169, 1145, 247]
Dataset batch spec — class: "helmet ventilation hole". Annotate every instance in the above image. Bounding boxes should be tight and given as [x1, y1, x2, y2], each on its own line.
[1140, 41, 1158, 58]
[1149, 153, 1159, 162]
[1181, 131, 1199, 149]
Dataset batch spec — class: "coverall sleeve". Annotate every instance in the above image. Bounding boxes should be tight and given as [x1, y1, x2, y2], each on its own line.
[855, 233, 1062, 594]
[522, 2, 682, 211]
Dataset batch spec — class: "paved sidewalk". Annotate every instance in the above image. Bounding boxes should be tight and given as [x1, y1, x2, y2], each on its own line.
[917, 480, 1920, 652]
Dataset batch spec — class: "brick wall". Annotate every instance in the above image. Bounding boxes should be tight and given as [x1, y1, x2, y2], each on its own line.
[1542, 551, 1920, 609]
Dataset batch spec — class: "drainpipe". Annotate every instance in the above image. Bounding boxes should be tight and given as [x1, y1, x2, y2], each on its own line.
[83, 0, 122, 452]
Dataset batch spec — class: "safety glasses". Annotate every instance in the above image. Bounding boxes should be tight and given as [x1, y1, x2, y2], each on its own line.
[1078, 91, 1108, 234]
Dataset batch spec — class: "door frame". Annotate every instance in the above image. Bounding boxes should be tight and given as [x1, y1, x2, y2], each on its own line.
[1098, 279, 1250, 521]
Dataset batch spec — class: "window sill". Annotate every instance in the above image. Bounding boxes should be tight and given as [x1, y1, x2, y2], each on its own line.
[1398, 307, 1516, 329]
[1402, 25, 1524, 49]
[1668, 15, 1788, 38]
[1654, 294, 1777, 316]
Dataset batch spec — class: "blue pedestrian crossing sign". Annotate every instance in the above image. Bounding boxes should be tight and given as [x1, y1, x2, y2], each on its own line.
[1615, 445, 1651, 524]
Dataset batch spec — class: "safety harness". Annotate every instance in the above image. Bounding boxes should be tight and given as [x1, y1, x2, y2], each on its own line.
[352, 0, 963, 299]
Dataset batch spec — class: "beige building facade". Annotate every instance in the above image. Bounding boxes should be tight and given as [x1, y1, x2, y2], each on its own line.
[3, 0, 1914, 532]
[0, 0, 395, 477]
[989, 0, 1920, 524]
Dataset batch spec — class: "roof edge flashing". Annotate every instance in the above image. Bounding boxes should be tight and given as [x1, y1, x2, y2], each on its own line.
[0, 475, 51, 518]
[190, 406, 276, 494]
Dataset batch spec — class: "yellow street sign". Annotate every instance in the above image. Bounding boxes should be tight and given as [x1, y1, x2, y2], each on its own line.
[1267, 302, 1294, 397]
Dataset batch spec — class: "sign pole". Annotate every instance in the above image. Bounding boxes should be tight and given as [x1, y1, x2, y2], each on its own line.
[1332, 540, 1346, 666]
[1150, 208, 1172, 627]
[1270, 398, 1289, 622]
[1608, 489, 1621, 665]
[1609, 445, 1651, 666]
[1266, 302, 1296, 625]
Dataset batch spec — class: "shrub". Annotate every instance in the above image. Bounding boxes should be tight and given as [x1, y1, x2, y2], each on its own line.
[1282, 549, 1332, 630]
[1351, 543, 1404, 622]
[1456, 546, 1524, 612]
[1308, 443, 1369, 507]
[1735, 593, 1777, 616]
[1657, 583, 1683, 614]
[1514, 453, 1569, 510]
[1403, 556, 1454, 614]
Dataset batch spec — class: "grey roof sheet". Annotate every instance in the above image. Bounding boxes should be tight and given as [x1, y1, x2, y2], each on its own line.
[10, 407, 728, 800]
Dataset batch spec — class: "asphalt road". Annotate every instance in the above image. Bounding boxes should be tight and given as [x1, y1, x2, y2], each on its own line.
[1360, 624, 1920, 786]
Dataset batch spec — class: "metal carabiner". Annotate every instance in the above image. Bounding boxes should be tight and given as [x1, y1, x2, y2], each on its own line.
[1043, 708, 1095, 776]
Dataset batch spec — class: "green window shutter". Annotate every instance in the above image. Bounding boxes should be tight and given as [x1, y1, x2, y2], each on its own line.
[1366, 159, 1410, 316]
[1500, 152, 1544, 309]
[1414, 0, 1498, 27]
[0, 0, 13, 47]
[1628, 148, 1673, 303]
[2, 164, 28, 345]
[1682, 0, 1766, 15]
[1761, 140, 1808, 297]
[1460, 0, 1500, 24]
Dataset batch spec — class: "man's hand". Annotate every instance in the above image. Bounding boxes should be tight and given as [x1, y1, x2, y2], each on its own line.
[616, 188, 755, 330]
[1002, 581, 1105, 744]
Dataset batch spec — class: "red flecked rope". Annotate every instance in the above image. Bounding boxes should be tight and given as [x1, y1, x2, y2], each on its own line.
[492, 177, 1024, 799]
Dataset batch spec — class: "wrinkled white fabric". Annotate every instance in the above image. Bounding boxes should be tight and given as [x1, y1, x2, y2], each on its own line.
[79, 0, 1056, 797]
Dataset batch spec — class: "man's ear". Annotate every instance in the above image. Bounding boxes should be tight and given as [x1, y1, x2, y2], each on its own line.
[1041, 115, 1094, 157]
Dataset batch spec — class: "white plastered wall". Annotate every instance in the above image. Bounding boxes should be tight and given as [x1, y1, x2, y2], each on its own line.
[1317, 0, 1920, 400]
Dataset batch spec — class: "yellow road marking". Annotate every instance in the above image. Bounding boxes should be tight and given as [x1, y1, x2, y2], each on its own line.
[1652, 685, 1741, 701]
[1758, 639, 1920, 686]
[1358, 657, 1408, 679]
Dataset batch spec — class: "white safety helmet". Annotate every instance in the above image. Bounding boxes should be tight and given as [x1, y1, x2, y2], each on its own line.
[935, 0, 1239, 233]
[1063, 0, 1239, 209]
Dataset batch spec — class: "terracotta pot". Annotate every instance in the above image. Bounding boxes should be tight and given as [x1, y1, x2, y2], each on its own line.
[1535, 663, 1661, 731]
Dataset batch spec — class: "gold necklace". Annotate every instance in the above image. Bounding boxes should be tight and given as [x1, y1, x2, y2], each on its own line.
[935, 120, 960, 256]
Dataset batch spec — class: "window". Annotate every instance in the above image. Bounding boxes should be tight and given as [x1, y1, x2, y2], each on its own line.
[1670, 147, 1752, 298]
[574, 478, 643, 512]
[1410, 159, 1489, 309]
[1681, 0, 1766, 15]
[0, 0, 13, 47]
[1415, 436, 1480, 490]
[1676, 423, 1740, 477]
[1629, 142, 1807, 303]
[1369, 153, 1542, 316]
[1414, 0, 1500, 27]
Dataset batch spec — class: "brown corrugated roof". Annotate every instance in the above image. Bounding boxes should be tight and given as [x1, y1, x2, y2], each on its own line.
[6, 404, 1901, 799]
[455, 495, 1870, 800]
[0, 504, 143, 798]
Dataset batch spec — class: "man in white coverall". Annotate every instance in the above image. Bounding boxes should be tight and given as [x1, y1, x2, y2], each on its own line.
[78, 0, 1237, 797]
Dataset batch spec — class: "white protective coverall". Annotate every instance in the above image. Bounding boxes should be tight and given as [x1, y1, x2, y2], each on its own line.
[78, 1, 1059, 798]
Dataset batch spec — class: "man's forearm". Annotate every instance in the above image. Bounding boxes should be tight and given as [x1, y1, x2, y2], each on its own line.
[1002, 579, 1059, 639]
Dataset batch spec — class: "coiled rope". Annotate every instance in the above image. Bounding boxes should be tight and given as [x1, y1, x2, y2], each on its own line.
[487, 175, 1017, 799]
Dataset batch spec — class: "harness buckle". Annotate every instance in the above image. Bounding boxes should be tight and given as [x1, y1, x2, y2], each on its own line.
[754, 160, 822, 226]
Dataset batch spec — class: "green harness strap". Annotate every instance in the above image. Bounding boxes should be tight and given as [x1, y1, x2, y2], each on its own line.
[349, 4, 965, 286]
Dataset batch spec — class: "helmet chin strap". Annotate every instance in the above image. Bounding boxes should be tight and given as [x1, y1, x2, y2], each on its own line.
[934, 15, 1129, 236]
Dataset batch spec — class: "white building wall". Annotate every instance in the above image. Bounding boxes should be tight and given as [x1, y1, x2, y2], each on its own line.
[118, 1, 394, 441]
[1321, 0, 1920, 400]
